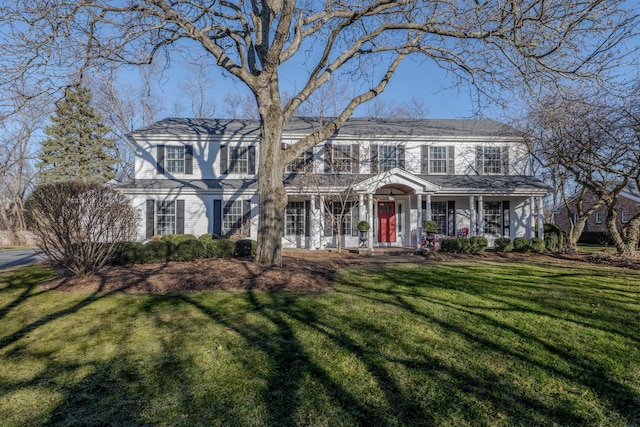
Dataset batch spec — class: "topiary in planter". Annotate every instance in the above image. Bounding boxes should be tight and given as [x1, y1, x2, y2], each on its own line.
[469, 236, 488, 254]
[357, 220, 371, 231]
[494, 238, 512, 253]
[531, 237, 546, 253]
[423, 220, 438, 233]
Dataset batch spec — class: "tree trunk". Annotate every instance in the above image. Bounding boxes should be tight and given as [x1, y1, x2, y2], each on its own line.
[607, 207, 640, 258]
[254, 83, 287, 266]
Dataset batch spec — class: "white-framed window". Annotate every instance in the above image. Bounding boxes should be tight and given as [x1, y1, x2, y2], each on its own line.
[622, 211, 628, 223]
[332, 144, 353, 173]
[482, 147, 502, 175]
[431, 201, 448, 234]
[378, 145, 397, 172]
[285, 201, 306, 236]
[156, 201, 176, 235]
[324, 201, 357, 236]
[429, 146, 448, 174]
[165, 146, 185, 173]
[572, 213, 579, 225]
[223, 200, 244, 235]
[229, 147, 249, 174]
[286, 150, 314, 173]
[595, 212, 602, 224]
[484, 201, 502, 234]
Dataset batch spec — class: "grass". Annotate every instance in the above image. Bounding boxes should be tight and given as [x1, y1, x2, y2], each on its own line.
[0, 258, 639, 426]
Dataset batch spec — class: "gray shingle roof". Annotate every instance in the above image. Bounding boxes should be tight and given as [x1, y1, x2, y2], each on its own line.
[131, 117, 523, 139]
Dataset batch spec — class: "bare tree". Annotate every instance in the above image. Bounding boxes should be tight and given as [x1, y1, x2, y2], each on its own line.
[526, 87, 640, 255]
[1, 0, 637, 264]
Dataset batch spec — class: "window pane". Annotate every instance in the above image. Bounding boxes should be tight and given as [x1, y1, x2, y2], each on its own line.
[156, 201, 176, 235]
[286, 151, 313, 173]
[223, 200, 245, 235]
[379, 146, 397, 172]
[483, 147, 502, 174]
[332, 145, 352, 173]
[165, 146, 185, 173]
[484, 201, 502, 234]
[229, 147, 248, 174]
[431, 201, 447, 234]
[429, 147, 447, 174]
[285, 201, 306, 235]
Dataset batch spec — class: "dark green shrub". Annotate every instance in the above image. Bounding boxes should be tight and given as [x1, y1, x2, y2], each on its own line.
[494, 238, 512, 253]
[578, 231, 612, 245]
[205, 239, 235, 258]
[531, 237, 546, 253]
[439, 238, 459, 253]
[110, 241, 144, 265]
[469, 236, 488, 254]
[458, 238, 471, 253]
[173, 239, 207, 261]
[160, 234, 196, 245]
[543, 223, 564, 249]
[439, 237, 470, 254]
[234, 239, 257, 257]
[513, 237, 531, 253]
[544, 232, 558, 252]
[141, 240, 175, 264]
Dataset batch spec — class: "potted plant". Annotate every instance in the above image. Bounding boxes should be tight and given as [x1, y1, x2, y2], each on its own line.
[357, 220, 371, 231]
[422, 220, 437, 233]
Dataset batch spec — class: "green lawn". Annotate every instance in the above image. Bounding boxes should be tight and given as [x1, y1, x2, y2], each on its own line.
[1, 258, 639, 426]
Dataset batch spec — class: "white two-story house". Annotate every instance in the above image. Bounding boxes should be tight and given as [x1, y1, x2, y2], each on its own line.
[118, 117, 550, 250]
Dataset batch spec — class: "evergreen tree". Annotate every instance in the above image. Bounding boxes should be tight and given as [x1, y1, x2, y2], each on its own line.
[38, 85, 117, 184]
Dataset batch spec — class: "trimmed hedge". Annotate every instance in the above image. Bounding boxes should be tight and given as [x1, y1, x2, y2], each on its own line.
[174, 239, 207, 261]
[440, 237, 471, 254]
[110, 241, 145, 265]
[161, 234, 197, 245]
[543, 223, 563, 251]
[141, 240, 176, 264]
[544, 233, 559, 252]
[469, 236, 488, 254]
[494, 238, 512, 253]
[513, 237, 531, 253]
[205, 239, 235, 258]
[235, 239, 257, 257]
[531, 237, 546, 253]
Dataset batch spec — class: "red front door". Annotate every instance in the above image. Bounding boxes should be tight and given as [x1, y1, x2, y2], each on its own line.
[378, 201, 396, 243]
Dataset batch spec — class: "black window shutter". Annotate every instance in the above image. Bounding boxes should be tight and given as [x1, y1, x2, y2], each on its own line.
[243, 200, 252, 237]
[324, 143, 332, 174]
[370, 144, 379, 174]
[502, 146, 509, 175]
[213, 200, 222, 235]
[146, 200, 155, 237]
[157, 145, 165, 174]
[502, 201, 510, 237]
[351, 145, 360, 174]
[398, 145, 405, 170]
[476, 146, 483, 175]
[421, 145, 429, 174]
[185, 145, 193, 174]
[248, 146, 256, 174]
[447, 146, 455, 175]
[220, 146, 229, 174]
[176, 200, 185, 234]
[305, 200, 311, 237]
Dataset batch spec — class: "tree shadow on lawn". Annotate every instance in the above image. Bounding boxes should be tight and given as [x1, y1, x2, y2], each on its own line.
[341, 263, 640, 425]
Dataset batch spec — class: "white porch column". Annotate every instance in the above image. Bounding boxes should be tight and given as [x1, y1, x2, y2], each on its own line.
[425, 194, 432, 221]
[359, 193, 365, 222]
[478, 195, 484, 236]
[469, 195, 475, 237]
[417, 193, 423, 252]
[319, 195, 325, 242]
[529, 197, 535, 238]
[537, 196, 544, 239]
[367, 193, 374, 251]
[309, 196, 317, 250]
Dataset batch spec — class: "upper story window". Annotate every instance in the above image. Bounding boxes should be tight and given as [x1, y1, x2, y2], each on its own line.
[286, 150, 314, 174]
[156, 145, 193, 175]
[221, 145, 256, 175]
[371, 144, 405, 173]
[421, 145, 454, 175]
[324, 144, 359, 174]
[165, 146, 185, 173]
[476, 146, 509, 175]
